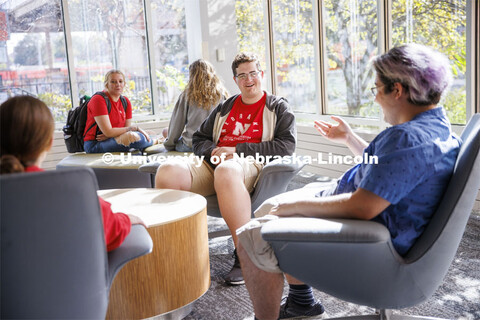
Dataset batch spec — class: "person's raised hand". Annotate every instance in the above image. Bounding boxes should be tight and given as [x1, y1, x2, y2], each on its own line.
[314, 115, 353, 145]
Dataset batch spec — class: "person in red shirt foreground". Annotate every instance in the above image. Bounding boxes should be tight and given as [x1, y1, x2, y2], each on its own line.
[0, 95, 145, 251]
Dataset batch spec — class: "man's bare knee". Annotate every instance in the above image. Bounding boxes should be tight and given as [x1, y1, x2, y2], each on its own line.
[155, 161, 191, 189]
[214, 162, 243, 187]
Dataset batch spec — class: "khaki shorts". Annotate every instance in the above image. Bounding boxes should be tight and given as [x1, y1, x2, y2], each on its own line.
[237, 214, 282, 273]
[237, 182, 339, 273]
[186, 158, 264, 197]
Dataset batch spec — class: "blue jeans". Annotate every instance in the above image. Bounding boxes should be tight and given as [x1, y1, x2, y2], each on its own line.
[175, 137, 193, 152]
[84, 134, 153, 153]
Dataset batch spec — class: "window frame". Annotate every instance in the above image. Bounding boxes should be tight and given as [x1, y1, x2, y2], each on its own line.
[59, 0, 190, 128]
[8, 0, 478, 130]
[262, 0, 478, 133]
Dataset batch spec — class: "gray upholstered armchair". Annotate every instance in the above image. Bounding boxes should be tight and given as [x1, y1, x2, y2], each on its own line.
[261, 114, 480, 319]
[1, 167, 153, 319]
[139, 155, 307, 218]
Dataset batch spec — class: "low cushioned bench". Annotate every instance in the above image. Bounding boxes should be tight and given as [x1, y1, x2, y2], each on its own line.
[56, 152, 152, 189]
[56, 144, 190, 190]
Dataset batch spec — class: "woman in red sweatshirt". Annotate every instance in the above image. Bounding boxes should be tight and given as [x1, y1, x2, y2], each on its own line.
[0, 95, 144, 251]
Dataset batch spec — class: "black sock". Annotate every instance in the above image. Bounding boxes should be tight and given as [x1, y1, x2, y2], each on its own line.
[288, 284, 315, 306]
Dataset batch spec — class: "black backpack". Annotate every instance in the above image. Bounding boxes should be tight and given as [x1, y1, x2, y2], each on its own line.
[63, 91, 127, 153]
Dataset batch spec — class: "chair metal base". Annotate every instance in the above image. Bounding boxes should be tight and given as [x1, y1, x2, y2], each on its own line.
[327, 309, 448, 320]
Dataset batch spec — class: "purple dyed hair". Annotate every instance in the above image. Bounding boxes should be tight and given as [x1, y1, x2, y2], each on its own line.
[372, 44, 452, 106]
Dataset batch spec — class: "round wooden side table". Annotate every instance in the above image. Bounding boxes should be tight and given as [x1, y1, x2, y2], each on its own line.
[98, 188, 210, 319]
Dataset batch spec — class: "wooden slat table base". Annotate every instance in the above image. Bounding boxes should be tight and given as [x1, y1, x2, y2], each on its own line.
[106, 207, 210, 319]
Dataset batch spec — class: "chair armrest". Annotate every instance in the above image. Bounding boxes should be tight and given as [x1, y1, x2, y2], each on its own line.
[261, 217, 391, 243]
[139, 151, 193, 174]
[138, 162, 160, 174]
[258, 155, 307, 176]
[107, 225, 153, 288]
[250, 156, 308, 211]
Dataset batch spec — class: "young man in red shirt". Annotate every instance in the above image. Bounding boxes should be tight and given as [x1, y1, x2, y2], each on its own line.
[155, 53, 296, 285]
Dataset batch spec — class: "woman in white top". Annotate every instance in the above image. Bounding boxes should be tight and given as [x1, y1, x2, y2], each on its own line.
[163, 59, 229, 152]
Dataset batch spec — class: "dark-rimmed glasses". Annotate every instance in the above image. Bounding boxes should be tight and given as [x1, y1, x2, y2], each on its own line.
[235, 71, 262, 80]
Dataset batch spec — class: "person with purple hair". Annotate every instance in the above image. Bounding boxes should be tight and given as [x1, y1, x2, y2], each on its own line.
[236, 44, 462, 319]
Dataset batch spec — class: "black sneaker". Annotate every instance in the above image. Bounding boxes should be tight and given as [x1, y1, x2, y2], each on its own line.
[224, 249, 244, 285]
[278, 297, 326, 319]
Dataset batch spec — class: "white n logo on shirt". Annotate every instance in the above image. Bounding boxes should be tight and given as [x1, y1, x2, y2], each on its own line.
[233, 122, 251, 136]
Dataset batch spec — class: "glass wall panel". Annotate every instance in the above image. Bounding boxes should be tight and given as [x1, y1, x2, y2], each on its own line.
[0, 0, 473, 125]
[150, 0, 188, 114]
[270, 0, 317, 113]
[392, 0, 467, 124]
[235, 0, 267, 73]
[68, 0, 152, 115]
[0, 0, 70, 122]
[324, 0, 379, 118]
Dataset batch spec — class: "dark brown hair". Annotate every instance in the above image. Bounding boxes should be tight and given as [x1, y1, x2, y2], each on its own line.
[0, 96, 54, 173]
[231, 52, 262, 77]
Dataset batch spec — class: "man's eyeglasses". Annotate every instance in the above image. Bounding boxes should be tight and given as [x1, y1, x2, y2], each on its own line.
[371, 85, 385, 97]
[236, 71, 262, 80]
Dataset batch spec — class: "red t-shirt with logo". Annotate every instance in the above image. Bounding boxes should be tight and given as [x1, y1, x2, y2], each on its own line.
[84, 92, 132, 141]
[217, 93, 266, 147]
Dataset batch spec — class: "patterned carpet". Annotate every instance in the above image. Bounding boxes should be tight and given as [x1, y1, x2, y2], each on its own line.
[184, 171, 480, 320]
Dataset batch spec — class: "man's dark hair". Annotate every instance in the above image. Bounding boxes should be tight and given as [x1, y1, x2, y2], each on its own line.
[231, 53, 262, 76]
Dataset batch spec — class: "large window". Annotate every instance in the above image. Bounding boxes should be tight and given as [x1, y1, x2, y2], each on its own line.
[235, 0, 266, 67]
[324, 0, 379, 118]
[0, 1, 69, 122]
[68, 0, 152, 115]
[0, 0, 188, 122]
[0, 1, 476, 127]
[392, 0, 467, 124]
[235, 0, 472, 126]
[150, 0, 188, 115]
[271, 0, 317, 113]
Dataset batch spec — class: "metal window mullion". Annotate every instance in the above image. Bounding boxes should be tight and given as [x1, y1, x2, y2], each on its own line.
[477, 0, 480, 114]
[315, 0, 326, 115]
[60, 0, 78, 110]
[378, 0, 391, 54]
[466, 0, 479, 117]
[264, 0, 276, 95]
[143, 0, 159, 117]
[377, 0, 391, 130]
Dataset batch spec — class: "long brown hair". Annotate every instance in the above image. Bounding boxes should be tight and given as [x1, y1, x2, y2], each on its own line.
[185, 59, 229, 110]
[0, 96, 54, 173]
